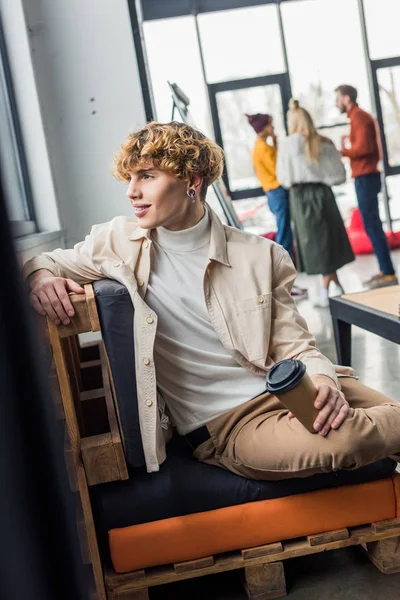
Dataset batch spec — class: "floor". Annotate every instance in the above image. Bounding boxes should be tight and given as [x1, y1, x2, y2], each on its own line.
[151, 249, 400, 600]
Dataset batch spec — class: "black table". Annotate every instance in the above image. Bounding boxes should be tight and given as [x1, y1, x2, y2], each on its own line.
[329, 287, 400, 366]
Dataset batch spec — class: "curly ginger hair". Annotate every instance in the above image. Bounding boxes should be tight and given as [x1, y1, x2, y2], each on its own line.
[113, 121, 224, 200]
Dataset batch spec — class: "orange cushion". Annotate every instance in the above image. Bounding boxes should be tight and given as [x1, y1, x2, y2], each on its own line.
[109, 476, 398, 573]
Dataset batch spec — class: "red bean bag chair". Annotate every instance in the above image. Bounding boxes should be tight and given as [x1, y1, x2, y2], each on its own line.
[346, 208, 400, 255]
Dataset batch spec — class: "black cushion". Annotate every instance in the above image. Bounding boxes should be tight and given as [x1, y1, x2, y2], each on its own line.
[93, 279, 145, 467]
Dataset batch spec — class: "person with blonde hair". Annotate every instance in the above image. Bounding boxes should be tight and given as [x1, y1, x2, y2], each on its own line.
[23, 121, 400, 480]
[277, 100, 354, 307]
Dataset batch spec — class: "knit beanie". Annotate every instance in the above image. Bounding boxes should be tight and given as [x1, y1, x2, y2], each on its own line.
[246, 113, 271, 134]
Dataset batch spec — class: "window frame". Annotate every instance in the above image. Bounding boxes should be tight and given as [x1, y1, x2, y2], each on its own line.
[371, 56, 400, 177]
[0, 13, 36, 237]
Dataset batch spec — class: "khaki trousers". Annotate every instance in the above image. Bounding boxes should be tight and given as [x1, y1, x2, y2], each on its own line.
[193, 378, 400, 480]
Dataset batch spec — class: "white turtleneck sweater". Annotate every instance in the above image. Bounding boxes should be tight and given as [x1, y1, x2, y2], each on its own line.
[145, 208, 266, 435]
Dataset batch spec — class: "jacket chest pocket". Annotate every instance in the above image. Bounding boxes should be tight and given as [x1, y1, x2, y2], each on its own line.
[234, 293, 272, 362]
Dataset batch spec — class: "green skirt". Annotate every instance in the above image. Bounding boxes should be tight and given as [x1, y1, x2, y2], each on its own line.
[289, 183, 355, 275]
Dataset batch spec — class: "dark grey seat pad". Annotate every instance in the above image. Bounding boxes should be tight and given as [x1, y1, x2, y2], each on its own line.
[91, 433, 395, 532]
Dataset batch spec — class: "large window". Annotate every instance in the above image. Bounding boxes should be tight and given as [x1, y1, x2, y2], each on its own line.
[197, 5, 285, 83]
[0, 17, 35, 237]
[143, 16, 213, 135]
[281, 0, 371, 126]
[215, 84, 286, 192]
[364, 0, 400, 60]
[376, 65, 400, 169]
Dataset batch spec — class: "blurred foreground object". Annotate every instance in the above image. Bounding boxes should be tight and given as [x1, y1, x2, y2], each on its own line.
[0, 170, 87, 599]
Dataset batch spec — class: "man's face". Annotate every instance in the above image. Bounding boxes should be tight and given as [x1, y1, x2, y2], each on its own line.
[126, 164, 193, 230]
[336, 92, 348, 114]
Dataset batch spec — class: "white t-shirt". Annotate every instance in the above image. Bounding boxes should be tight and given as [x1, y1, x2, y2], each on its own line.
[145, 208, 266, 434]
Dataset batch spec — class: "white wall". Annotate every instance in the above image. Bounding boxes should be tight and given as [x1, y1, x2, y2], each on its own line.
[19, 0, 147, 247]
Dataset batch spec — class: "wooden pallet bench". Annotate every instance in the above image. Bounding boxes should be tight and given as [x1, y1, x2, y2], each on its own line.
[45, 286, 400, 600]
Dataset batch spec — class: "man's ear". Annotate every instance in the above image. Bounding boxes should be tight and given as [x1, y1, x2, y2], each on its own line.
[188, 174, 203, 194]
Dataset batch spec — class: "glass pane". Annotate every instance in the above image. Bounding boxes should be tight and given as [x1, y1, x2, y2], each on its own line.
[364, 0, 400, 60]
[386, 175, 400, 229]
[377, 66, 400, 168]
[216, 85, 285, 192]
[234, 197, 276, 236]
[282, 0, 371, 126]
[198, 6, 285, 83]
[0, 50, 27, 222]
[143, 17, 213, 136]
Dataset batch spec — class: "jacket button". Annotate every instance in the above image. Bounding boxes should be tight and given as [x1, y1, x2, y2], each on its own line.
[113, 262, 121, 268]
[145, 399, 153, 407]
[143, 240, 149, 249]
[257, 295, 265, 304]
[137, 279, 144, 287]
[143, 358, 150, 366]
[146, 316, 154, 324]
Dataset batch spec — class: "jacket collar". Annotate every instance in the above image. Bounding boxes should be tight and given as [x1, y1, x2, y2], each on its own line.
[129, 204, 231, 267]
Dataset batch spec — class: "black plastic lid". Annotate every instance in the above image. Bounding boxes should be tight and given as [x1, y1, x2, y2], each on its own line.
[266, 359, 306, 394]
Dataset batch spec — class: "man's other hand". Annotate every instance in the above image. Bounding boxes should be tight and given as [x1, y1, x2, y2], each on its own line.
[29, 270, 84, 325]
[311, 375, 350, 436]
[288, 375, 350, 436]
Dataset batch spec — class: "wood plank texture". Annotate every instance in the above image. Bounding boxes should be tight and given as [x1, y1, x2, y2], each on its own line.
[366, 536, 400, 574]
[307, 528, 349, 547]
[85, 283, 101, 332]
[99, 344, 128, 481]
[242, 543, 283, 560]
[372, 518, 400, 534]
[80, 388, 105, 402]
[81, 433, 122, 486]
[108, 589, 149, 600]
[47, 317, 107, 600]
[243, 563, 286, 600]
[174, 556, 214, 574]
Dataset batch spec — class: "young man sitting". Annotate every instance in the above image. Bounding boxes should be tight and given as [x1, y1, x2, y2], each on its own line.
[24, 121, 400, 477]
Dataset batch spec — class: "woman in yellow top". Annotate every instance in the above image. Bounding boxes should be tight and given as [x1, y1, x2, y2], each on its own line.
[247, 113, 293, 259]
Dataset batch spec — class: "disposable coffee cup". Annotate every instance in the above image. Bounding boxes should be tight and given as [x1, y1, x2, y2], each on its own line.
[266, 359, 318, 434]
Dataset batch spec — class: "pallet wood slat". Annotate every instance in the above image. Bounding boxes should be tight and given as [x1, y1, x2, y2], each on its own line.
[372, 518, 400, 534]
[242, 542, 283, 560]
[99, 344, 128, 481]
[174, 556, 214, 574]
[47, 319, 107, 600]
[84, 284, 101, 332]
[307, 528, 349, 547]
[81, 433, 123, 486]
[80, 359, 102, 369]
[80, 387, 105, 402]
[108, 589, 149, 600]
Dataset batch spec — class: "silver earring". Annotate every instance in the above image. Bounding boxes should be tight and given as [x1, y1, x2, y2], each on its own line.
[187, 188, 196, 203]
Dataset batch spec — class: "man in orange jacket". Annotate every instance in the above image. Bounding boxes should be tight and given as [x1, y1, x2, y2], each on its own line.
[336, 84, 397, 289]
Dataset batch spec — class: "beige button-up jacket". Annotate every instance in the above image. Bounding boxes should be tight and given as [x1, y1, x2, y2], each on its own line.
[23, 207, 352, 472]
